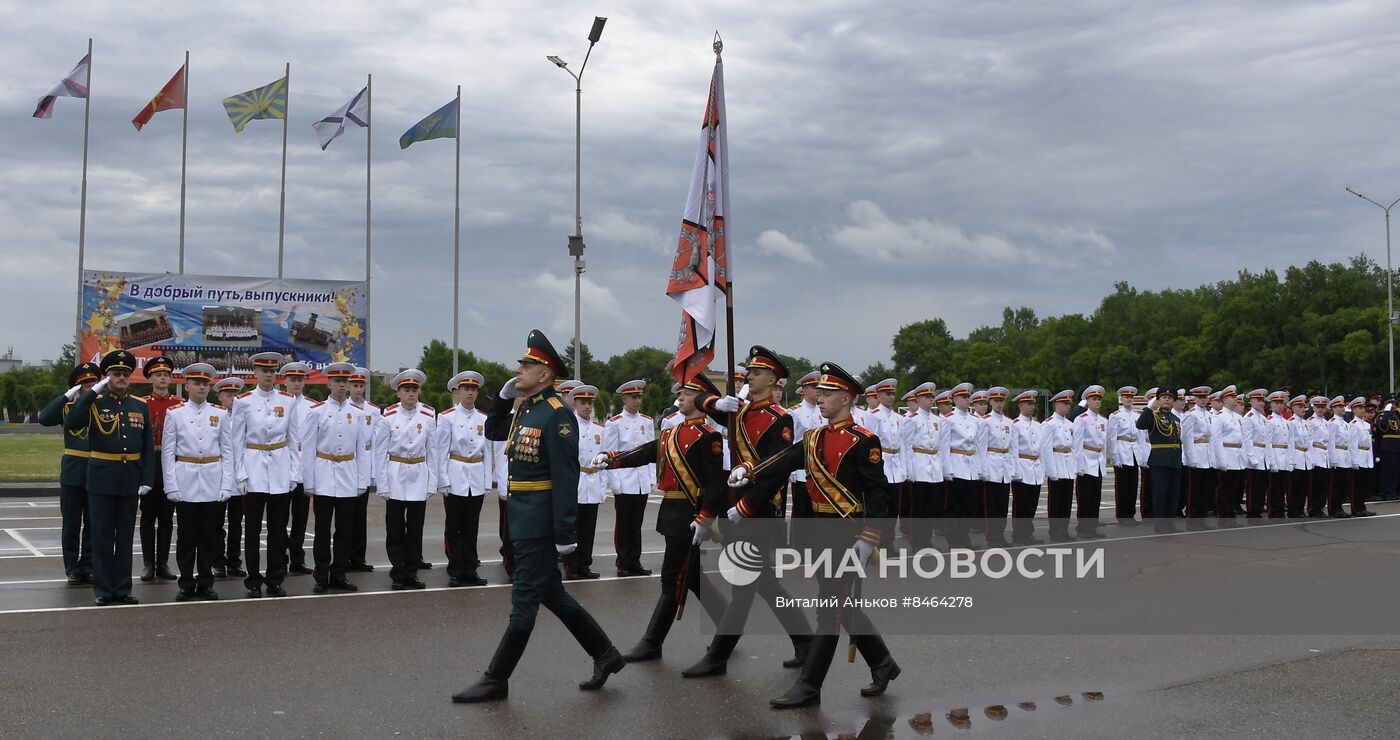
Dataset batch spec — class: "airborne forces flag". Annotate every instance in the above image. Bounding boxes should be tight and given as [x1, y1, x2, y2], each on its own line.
[666, 54, 730, 385]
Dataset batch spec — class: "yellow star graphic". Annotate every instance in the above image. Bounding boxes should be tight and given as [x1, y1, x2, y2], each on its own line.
[346, 323, 363, 341]
[104, 282, 124, 301]
[85, 313, 106, 333]
[332, 349, 349, 363]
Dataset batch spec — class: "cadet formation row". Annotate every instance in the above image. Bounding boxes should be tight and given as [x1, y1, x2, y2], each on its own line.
[44, 335, 1398, 709]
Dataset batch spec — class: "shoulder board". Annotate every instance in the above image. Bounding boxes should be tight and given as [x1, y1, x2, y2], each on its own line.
[608, 414, 622, 422]
[593, 421, 605, 429]
[386, 403, 400, 411]
[279, 391, 294, 397]
[420, 408, 434, 417]
[441, 407, 456, 415]
[169, 401, 185, 411]
[547, 397, 565, 410]
[237, 391, 253, 398]
[766, 404, 789, 418]
[849, 424, 875, 438]
[130, 396, 148, 405]
[639, 413, 652, 420]
[310, 401, 324, 409]
[421, 403, 435, 411]
[367, 402, 379, 409]
[788, 403, 801, 411]
[384, 410, 398, 417]
[943, 411, 954, 417]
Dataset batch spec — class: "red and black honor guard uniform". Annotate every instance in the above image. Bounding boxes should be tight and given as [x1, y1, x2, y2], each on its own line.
[139, 355, 180, 582]
[39, 362, 100, 585]
[680, 346, 814, 678]
[452, 331, 624, 704]
[604, 371, 732, 663]
[64, 351, 155, 605]
[160, 363, 231, 601]
[731, 362, 899, 709]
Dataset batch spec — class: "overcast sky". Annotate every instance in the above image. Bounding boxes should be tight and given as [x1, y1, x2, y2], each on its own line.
[2, 1, 1397, 374]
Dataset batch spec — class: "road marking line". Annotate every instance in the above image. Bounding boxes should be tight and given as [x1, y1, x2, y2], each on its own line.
[0, 517, 62, 521]
[4, 529, 45, 557]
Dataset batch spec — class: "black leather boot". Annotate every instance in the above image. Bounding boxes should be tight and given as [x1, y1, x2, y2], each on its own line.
[856, 634, 901, 697]
[783, 634, 812, 669]
[770, 634, 838, 709]
[681, 634, 736, 678]
[560, 610, 626, 690]
[622, 597, 677, 662]
[451, 626, 530, 703]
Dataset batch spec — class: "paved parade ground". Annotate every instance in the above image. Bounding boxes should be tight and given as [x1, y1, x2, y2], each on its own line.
[2, 492, 1398, 739]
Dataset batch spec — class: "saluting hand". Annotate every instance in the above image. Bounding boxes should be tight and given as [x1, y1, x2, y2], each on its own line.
[499, 378, 520, 400]
[92, 377, 110, 395]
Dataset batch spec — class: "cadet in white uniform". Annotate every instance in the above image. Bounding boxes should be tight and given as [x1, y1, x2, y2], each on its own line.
[1306, 396, 1332, 517]
[1348, 397, 1377, 517]
[787, 372, 824, 530]
[901, 382, 941, 549]
[1265, 391, 1293, 518]
[228, 351, 302, 598]
[1287, 395, 1313, 517]
[1072, 385, 1108, 539]
[1009, 390, 1045, 545]
[940, 383, 982, 549]
[1181, 386, 1214, 523]
[568, 385, 606, 580]
[280, 361, 315, 576]
[604, 380, 654, 577]
[1041, 390, 1077, 542]
[980, 387, 1014, 546]
[1106, 386, 1143, 523]
[213, 375, 247, 578]
[1210, 386, 1246, 521]
[347, 366, 382, 572]
[161, 363, 233, 601]
[301, 363, 369, 593]
[1242, 389, 1271, 518]
[1326, 396, 1353, 517]
[436, 371, 490, 587]
[375, 369, 436, 590]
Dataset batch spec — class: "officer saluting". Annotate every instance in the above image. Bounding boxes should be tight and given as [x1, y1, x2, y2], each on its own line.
[39, 362, 99, 586]
[1136, 387, 1183, 534]
[452, 330, 624, 704]
[64, 350, 155, 606]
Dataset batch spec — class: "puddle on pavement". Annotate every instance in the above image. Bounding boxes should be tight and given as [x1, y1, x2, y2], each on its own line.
[758, 690, 1107, 738]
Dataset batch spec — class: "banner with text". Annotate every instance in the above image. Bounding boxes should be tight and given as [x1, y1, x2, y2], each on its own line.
[80, 270, 367, 383]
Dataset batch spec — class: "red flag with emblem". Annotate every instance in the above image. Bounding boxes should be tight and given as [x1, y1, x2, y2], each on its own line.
[667, 56, 730, 385]
[132, 64, 186, 131]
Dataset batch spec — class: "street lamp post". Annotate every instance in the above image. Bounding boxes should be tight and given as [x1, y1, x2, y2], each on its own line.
[1346, 187, 1400, 394]
[549, 16, 607, 380]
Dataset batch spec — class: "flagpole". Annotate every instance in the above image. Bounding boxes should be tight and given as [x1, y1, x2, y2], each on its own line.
[713, 35, 739, 461]
[74, 38, 92, 355]
[277, 61, 289, 278]
[365, 73, 373, 396]
[452, 84, 461, 376]
[178, 50, 188, 274]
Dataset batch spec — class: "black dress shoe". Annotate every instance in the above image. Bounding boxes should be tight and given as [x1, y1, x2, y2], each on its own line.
[312, 583, 329, 594]
[784, 636, 812, 669]
[1330, 512, 1352, 518]
[265, 585, 287, 597]
[681, 652, 727, 678]
[288, 564, 313, 576]
[770, 682, 821, 709]
[155, 563, 178, 581]
[212, 566, 227, 578]
[616, 568, 641, 577]
[175, 589, 196, 602]
[405, 579, 426, 590]
[228, 567, 248, 578]
[449, 575, 487, 587]
[66, 574, 84, 586]
[196, 588, 220, 601]
[580, 646, 625, 690]
[94, 596, 114, 606]
[860, 657, 901, 696]
[140, 564, 156, 582]
[117, 595, 139, 605]
[634, 566, 653, 576]
[348, 563, 376, 572]
[1356, 510, 1377, 517]
[246, 586, 263, 598]
[328, 579, 359, 592]
[81, 572, 94, 585]
[416, 561, 433, 570]
[391, 582, 407, 591]
[576, 568, 601, 580]
[452, 677, 508, 703]
[622, 640, 662, 662]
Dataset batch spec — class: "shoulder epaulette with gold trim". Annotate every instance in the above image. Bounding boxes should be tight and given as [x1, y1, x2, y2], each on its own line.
[547, 397, 565, 410]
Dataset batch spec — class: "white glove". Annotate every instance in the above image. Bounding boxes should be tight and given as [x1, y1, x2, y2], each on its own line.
[218, 490, 231, 503]
[714, 395, 741, 413]
[137, 485, 151, 496]
[737, 384, 751, 401]
[499, 378, 520, 400]
[237, 478, 249, 496]
[852, 538, 875, 565]
[590, 452, 611, 468]
[690, 519, 711, 545]
[556, 542, 577, 555]
[496, 487, 507, 501]
[437, 486, 452, 496]
[726, 505, 743, 524]
[728, 465, 751, 488]
[165, 492, 179, 502]
[1387, 403, 1395, 412]
[65, 384, 84, 400]
[92, 377, 110, 394]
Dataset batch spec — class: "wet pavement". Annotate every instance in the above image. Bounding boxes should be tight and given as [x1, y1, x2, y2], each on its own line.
[1, 493, 1398, 738]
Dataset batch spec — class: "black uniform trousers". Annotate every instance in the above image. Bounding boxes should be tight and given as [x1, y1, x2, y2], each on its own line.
[1352, 466, 1374, 513]
[944, 477, 981, 547]
[286, 484, 311, 568]
[613, 494, 648, 571]
[175, 500, 224, 592]
[789, 481, 813, 549]
[497, 498, 515, 576]
[658, 534, 727, 625]
[243, 492, 290, 589]
[1245, 468, 1269, 517]
[983, 481, 1010, 543]
[1215, 469, 1244, 519]
[139, 459, 175, 567]
[1075, 474, 1103, 533]
[1010, 481, 1041, 541]
[1267, 470, 1289, 517]
[1113, 465, 1139, 519]
[572, 502, 599, 572]
[59, 483, 92, 577]
[87, 492, 138, 600]
[443, 493, 485, 580]
[1149, 466, 1182, 530]
[907, 481, 938, 549]
[219, 495, 244, 570]
[1380, 450, 1400, 500]
[385, 498, 427, 584]
[1185, 467, 1213, 519]
[708, 518, 812, 658]
[1287, 469, 1310, 517]
[1138, 465, 1154, 519]
[312, 495, 357, 583]
[1308, 467, 1330, 516]
[1046, 478, 1075, 537]
[509, 537, 587, 632]
[1328, 468, 1351, 516]
[350, 491, 371, 567]
[801, 519, 893, 689]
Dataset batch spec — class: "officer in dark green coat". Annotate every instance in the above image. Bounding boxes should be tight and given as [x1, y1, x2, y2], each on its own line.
[38, 362, 100, 585]
[452, 330, 624, 704]
[64, 350, 155, 605]
[1136, 386, 1183, 534]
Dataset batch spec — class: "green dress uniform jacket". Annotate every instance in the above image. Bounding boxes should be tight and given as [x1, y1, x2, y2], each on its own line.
[39, 393, 89, 487]
[64, 389, 154, 495]
[484, 387, 580, 547]
[1135, 408, 1183, 468]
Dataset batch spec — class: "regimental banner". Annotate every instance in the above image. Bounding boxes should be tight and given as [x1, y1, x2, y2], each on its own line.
[80, 270, 367, 383]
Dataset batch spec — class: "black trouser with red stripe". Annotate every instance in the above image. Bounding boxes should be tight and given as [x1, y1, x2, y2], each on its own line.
[1267, 470, 1289, 517]
[1245, 468, 1268, 517]
[1328, 468, 1352, 515]
[945, 477, 980, 548]
[1308, 467, 1330, 516]
[1011, 482, 1041, 542]
[983, 481, 1010, 544]
[1075, 474, 1103, 534]
[613, 494, 648, 572]
[385, 499, 426, 585]
[1185, 467, 1213, 519]
[1215, 469, 1244, 519]
[1288, 469, 1310, 517]
[1113, 465, 1139, 519]
[1046, 478, 1075, 538]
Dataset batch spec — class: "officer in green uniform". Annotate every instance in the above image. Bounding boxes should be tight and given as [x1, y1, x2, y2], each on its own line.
[1136, 386, 1183, 534]
[38, 362, 100, 586]
[64, 350, 155, 606]
[451, 330, 625, 704]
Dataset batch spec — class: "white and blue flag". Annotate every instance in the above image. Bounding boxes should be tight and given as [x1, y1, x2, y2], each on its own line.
[312, 86, 369, 150]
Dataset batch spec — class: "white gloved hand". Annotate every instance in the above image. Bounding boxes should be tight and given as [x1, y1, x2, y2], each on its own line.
[852, 538, 875, 565]
[499, 378, 520, 400]
[1387, 403, 1395, 412]
[165, 492, 179, 503]
[714, 395, 741, 413]
[237, 478, 249, 496]
[218, 490, 231, 503]
[737, 384, 751, 401]
[728, 465, 751, 488]
[590, 452, 611, 468]
[496, 487, 507, 501]
[726, 505, 743, 524]
[437, 486, 452, 496]
[65, 384, 84, 400]
[92, 377, 110, 394]
[690, 519, 711, 545]
[556, 542, 577, 555]
[136, 485, 151, 496]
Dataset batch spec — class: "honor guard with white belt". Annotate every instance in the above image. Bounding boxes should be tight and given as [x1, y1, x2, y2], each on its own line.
[1182, 386, 1214, 524]
[1348, 397, 1377, 517]
[1010, 390, 1045, 545]
[1326, 396, 1353, 517]
[1210, 386, 1246, 520]
[160, 363, 232, 601]
[435, 371, 491, 586]
[228, 351, 303, 598]
[940, 382, 982, 549]
[212, 375, 247, 577]
[375, 369, 436, 590]
[347, 366, 381, 573]
[1071, 385, 1107, 538]
[901, 382, 943, 548]
[39, 362, 99, 585]
[1041, 389, 1077, 542]
[605, 379, 655, 577]
[139, 355, 180, 583]
[280, 361, 316, 576]
[1106, 386, 1143, 523]
[981, 387, 1014, 546]
[1305, 396, 1332, 517]
[302, 362, 370, 593]
[1286, 395, 1313, 517]
[1242, 388, 1271, 518]
[1265, 391, 1292, 518]
[566, 384, 606, 580]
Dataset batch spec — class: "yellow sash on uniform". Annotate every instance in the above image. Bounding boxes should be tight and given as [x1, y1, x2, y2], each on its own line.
[660, 429, 701, 507]
[734, 406, 760, 466]
[802, 429, 861, 518]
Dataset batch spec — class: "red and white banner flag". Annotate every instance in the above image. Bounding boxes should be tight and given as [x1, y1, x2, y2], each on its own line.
[33, 53, 90, 119]
[667, 59, 730, 385]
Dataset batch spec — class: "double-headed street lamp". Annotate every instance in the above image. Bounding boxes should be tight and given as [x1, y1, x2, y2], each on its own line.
[1345, 187, 1400, 394]
[548, 16, 607, 380]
